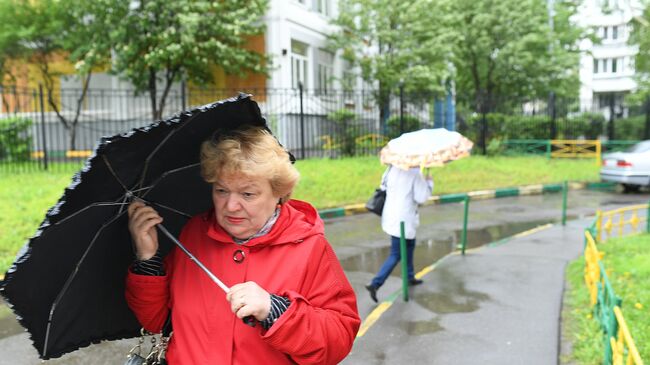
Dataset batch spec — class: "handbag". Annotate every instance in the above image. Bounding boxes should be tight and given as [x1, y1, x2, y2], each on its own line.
[125, 313, 172, 365]
[365, 188, 386, 216]
[365, 166, 391, 216]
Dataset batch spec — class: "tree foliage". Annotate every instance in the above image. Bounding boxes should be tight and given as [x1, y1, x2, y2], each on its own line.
[0, 1, 25, 89]
[331, 0, 453, 94]
[0, 0, 269, 122]
[97, 0, 269, 119]
[448, 0, 583, 113]
[330, 0, 455, 123]
[630, 6, 650, 97]
[331, 0, 584, 114]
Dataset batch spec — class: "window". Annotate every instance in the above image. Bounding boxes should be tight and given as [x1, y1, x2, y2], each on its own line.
[291, 40, 309, 89]
[593, 58, 599, 73]
[612, 58, 617, 73]
[342, 61, 355, 91]
[603, 26, 608, 39]
[315, 49, 334, 94]
[612, 25, 618, 39]
[314, 0, 329, 16]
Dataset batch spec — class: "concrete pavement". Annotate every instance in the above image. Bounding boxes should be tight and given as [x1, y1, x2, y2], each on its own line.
[343, 218, 591, 365]
[1, 188, 647, 364]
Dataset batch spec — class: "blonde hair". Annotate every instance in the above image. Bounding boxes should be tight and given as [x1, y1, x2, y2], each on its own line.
[200, 127, 300, 203]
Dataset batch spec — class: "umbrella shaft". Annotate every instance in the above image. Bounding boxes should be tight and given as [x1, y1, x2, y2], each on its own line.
[158, 224, 230, 293]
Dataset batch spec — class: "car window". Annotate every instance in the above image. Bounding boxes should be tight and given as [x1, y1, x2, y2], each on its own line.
[625, 141, 650, 153]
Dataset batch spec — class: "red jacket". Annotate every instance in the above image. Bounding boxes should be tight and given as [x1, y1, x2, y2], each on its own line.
[125, 200, 360, 365]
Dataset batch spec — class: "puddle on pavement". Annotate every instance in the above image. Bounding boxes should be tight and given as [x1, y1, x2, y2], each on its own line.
[401, 317, 443, 335]
[340, 219, 555, 274]
[411, 265, 490, 315]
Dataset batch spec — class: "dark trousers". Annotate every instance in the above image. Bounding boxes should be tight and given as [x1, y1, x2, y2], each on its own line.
[370, 235, 415, 288]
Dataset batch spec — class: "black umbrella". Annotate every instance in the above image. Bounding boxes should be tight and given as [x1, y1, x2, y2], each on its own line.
[0, 94, 274, 359]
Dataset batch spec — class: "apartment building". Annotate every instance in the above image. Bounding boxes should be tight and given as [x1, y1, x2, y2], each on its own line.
[577, 0, 643, 115]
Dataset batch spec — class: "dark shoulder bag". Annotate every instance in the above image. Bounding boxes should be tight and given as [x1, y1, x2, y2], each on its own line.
[365, 167, 390, 216]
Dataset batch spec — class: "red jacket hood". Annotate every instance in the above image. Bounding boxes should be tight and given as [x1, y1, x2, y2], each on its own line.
[206, 199, 324, 247]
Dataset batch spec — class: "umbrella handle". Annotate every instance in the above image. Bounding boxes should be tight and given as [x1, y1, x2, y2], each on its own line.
[243, 316, 256, 327]
[158, 225, 257, 327]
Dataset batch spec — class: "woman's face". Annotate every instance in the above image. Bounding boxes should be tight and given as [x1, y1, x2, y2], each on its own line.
[212, 173, 279, 240]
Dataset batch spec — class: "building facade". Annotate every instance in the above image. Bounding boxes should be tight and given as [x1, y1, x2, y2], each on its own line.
[577, 0, 643, 115]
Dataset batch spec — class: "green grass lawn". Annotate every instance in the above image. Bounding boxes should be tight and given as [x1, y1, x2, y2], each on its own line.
[293, 155, 599, 208]
[564, 233, 650, 363]
[0, 155, 599, 274]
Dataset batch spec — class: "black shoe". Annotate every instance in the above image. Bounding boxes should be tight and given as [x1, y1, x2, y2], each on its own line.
[365, 284, 378, 303]
[409, 278, 423, 286]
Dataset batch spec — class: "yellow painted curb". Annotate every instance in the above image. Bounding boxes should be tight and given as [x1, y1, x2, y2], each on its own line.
[355, 223, 556, 339]
[344, 203, 367, 215]
[356, 301, 393, 338]
[423, 196, 441, 206]
[512, 223, 553, 239]
[357, 256, 449, 338]
[518, 184, 543, 196]
[467, 190, 496, 200]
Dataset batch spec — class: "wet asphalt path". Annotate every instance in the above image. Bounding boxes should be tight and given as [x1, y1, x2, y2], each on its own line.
[0, 188, 648, 364]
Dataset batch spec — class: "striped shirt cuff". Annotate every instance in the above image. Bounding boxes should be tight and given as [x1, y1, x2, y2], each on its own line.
[261, 294, 291, 330]
[132, 251, 165, 276]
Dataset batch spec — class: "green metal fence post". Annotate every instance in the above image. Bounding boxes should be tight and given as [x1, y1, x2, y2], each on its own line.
[460, 196, 470, 255]
[400, 221, 409, 302]
[546, 140, 551, 159]
[562, 180, 568, 226]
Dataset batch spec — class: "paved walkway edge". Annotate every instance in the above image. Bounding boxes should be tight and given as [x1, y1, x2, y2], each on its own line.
[318, 181, 615, 219]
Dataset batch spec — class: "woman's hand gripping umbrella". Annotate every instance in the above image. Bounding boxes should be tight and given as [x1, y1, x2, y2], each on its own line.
[128, 201, 257, 326]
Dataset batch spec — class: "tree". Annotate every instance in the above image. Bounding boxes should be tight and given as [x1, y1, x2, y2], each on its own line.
[447, 0, 583, 113]
[0, 0, 29, 111]
[99, 0, 269, 120]
[5, 0, 112, 150]
[330, 0, 455, 124]
[630, 6, 650, 96]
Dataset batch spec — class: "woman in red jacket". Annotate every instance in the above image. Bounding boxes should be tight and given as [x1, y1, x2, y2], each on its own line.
[125, 127, 360, 364]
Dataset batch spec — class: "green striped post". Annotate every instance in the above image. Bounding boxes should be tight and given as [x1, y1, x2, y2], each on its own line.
[545, 139, 551, 159]
[460, 196, 470, 255]
[400, 221, 409, 302]
[562, 180, 568, 226]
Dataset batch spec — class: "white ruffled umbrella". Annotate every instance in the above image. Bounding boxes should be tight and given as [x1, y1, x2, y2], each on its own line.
[380, 128, 473, 170]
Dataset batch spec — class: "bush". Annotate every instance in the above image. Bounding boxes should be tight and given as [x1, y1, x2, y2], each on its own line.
[564, 113, 605, 139]
[613, 115, 645, 140]
[460, 113, 551, 146]
[505, 114, 552, 139]
[486, 138, 505, 156]
[0, 117, 32, 162]
[385, 114, 421, 139]
[327, 108, 359, 157]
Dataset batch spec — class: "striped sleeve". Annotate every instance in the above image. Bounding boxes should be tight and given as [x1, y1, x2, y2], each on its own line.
[131, 251, 165, 276]
[261, 294, 291, 330]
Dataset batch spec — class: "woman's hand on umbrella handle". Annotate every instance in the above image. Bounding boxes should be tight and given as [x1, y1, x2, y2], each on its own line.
[127, 201, 163, 260]
[227, 282, 271, 322]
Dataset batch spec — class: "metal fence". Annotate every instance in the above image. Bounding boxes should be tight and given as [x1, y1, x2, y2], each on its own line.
[1, 85, 650, 173]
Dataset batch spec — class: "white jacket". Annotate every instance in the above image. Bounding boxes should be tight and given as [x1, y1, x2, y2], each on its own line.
[380, 166, 433, 239]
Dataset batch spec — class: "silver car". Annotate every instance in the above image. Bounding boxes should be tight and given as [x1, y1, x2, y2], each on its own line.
[600, 140, 650, 192]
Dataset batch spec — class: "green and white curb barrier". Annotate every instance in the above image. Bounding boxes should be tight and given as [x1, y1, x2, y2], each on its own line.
[318, 182, 616, 220]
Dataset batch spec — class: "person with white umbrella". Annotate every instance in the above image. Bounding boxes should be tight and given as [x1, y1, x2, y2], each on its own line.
[365, 128, 472, 303]
[365, 165, 433, 302]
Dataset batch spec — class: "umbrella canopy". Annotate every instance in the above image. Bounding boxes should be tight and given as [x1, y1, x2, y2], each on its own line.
[0, 94, 275, 359]
[380, 128, 473, 170]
